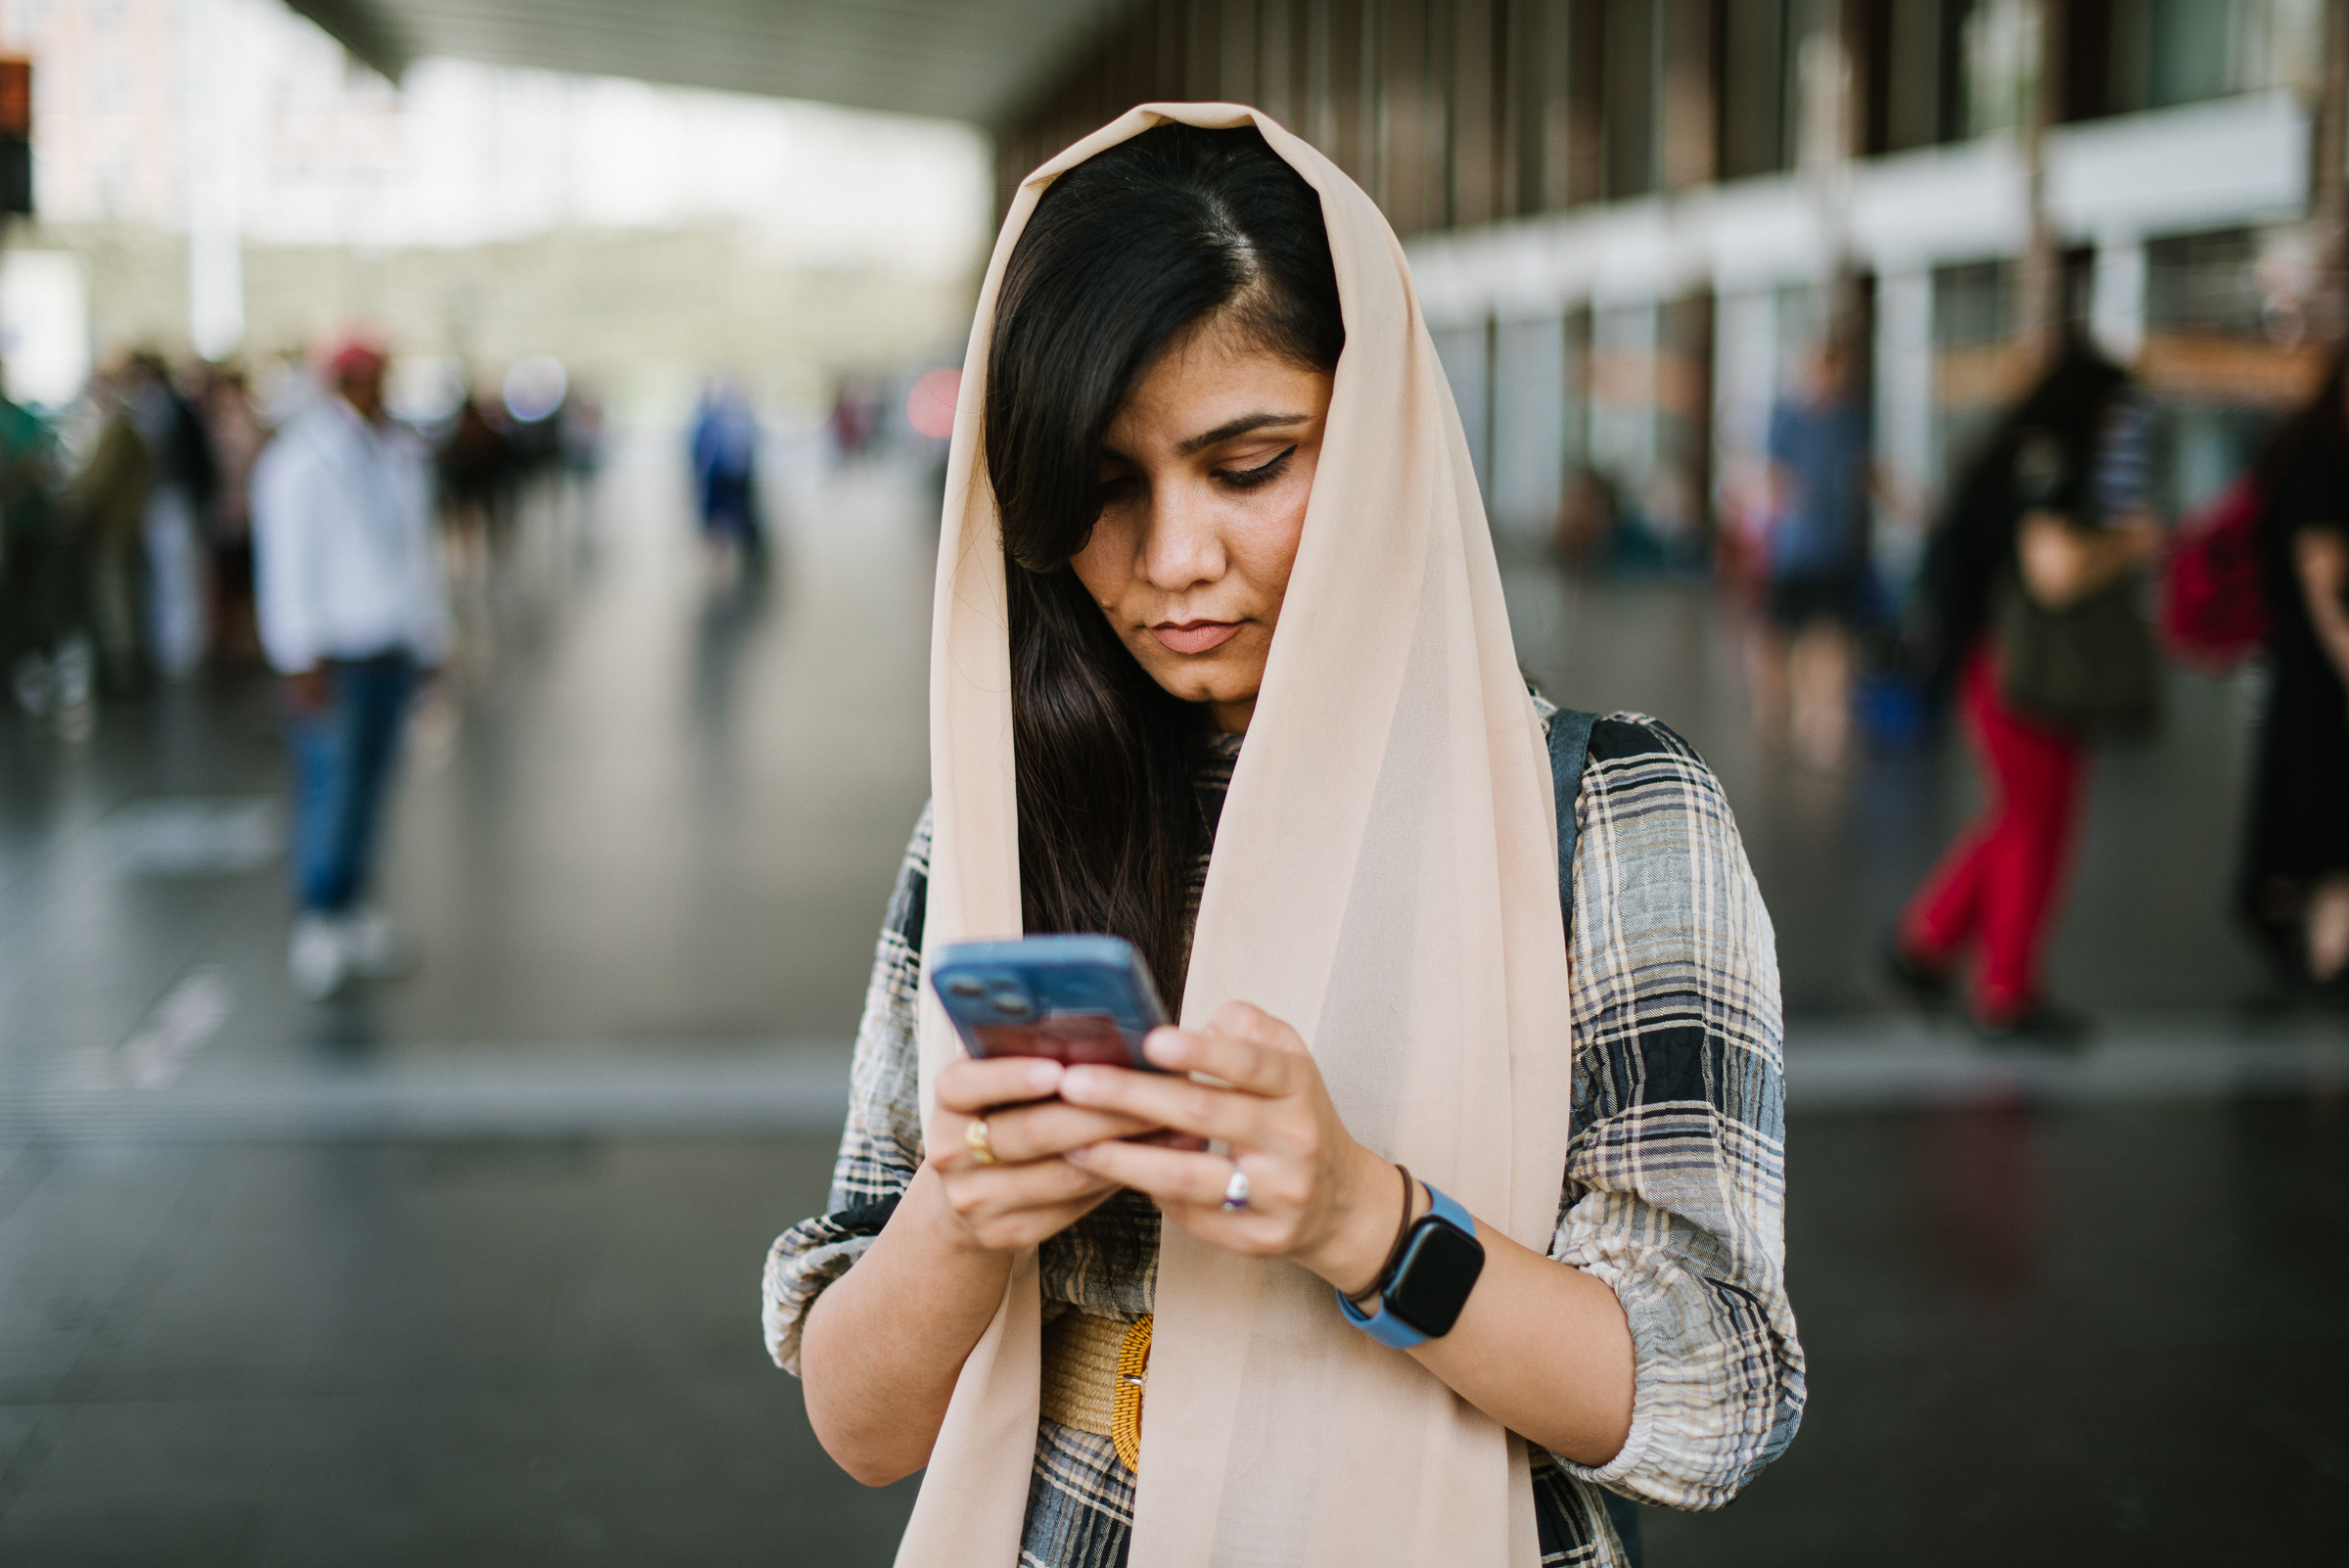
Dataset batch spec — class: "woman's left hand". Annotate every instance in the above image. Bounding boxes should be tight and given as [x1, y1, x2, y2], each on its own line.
[1057, 1000, 1405, 1296]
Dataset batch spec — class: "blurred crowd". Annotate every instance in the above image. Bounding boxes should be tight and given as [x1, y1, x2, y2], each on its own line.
[0, 343, 604, 741]
[9, 318, 2343, 1030]
[1658, 324, 2349, 1037]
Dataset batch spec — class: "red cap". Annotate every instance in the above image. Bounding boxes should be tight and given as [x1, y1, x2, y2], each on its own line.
[325, 338, 389, 381]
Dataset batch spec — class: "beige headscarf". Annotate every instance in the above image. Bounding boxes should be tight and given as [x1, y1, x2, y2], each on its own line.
[911, 104, 1576, 1568]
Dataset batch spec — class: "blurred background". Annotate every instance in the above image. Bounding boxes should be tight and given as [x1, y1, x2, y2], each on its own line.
[2, 1, 2345, 1563]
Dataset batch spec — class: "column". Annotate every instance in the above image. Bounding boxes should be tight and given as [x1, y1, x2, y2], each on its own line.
[1491, 312, 1569, 547]
[185, 0, 244, 360]
[1873, 266, 1934, 591]
[2090, 236, 2146, 366]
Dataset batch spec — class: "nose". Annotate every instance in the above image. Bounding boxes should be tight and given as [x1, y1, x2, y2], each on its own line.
[1138, 480, 1227, 593]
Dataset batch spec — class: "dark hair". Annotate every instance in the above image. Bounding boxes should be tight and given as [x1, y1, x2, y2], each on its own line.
[2252, 345, 2349, 495]
[984, 124, 1344, 1005]
[1915, 336, 2131, 692]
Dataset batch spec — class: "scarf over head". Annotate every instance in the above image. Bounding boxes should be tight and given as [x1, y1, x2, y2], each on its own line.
[911, 103, 1576, 1568]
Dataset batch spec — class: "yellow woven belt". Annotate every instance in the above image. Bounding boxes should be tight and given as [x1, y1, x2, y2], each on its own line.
[1038, 1310, 1152, 1471]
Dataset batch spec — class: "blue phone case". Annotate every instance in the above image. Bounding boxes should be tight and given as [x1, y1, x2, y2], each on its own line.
[928, 934, 1170, 1070]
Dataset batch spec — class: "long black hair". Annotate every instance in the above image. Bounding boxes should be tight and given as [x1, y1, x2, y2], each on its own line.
[1915, 336, 2131, 693]
[984, 124, 1344, 1006]
[2249, 345, 2349, 505]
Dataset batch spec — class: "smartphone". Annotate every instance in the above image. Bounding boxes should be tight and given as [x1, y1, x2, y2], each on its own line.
[928, 934, 1170, 1071]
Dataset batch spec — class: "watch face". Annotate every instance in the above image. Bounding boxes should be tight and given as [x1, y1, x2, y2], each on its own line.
[1386, 1218, 1485, 1339]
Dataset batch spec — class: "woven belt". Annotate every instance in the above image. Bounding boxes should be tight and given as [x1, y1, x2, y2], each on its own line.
[1038, 1310, 1152, 1471]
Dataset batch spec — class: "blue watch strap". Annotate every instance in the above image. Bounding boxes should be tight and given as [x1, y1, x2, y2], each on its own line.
[1334, 1180, 1477, 1349]
[1421, 1181, 1474, 1238]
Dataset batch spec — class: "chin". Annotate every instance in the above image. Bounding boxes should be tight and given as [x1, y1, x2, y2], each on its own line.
[1132, 654, 1245, 710]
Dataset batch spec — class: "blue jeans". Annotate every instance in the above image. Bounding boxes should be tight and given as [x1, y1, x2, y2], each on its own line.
[285, 653, 416, 914]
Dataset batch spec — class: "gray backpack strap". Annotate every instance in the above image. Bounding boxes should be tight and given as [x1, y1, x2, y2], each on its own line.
[1546, 708, 1599, 941]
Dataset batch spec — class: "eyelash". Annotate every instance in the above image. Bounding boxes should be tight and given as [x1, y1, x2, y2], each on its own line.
[1097, 444, 1299, 501]
[1218, 445, 1297, 490]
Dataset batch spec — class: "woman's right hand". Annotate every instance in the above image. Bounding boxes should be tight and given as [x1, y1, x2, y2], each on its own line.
[926, 1055, 1156, 1252]
[806, 1055, 1158, 1487]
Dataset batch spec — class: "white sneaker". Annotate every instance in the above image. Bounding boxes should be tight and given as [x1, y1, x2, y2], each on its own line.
[290, 914, 350, 1000]
[342, 905, 415, 980]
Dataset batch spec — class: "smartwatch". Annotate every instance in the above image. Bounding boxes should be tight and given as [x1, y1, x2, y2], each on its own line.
[1334, 1180, 1485, 1350]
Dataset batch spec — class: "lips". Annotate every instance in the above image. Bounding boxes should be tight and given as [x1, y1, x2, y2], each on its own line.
[1150, 620, 1244, 655]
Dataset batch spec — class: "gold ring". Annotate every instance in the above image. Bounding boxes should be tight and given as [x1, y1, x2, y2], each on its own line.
[965, 1118, 1000, 1166]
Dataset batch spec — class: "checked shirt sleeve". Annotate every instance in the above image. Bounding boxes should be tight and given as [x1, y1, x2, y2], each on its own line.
[762, 804, 933, 1376]
[1544, 717, 1804, 1510]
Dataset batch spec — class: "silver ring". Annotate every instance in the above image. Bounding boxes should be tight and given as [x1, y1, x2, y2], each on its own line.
[1221, 1166, 1251, 1211]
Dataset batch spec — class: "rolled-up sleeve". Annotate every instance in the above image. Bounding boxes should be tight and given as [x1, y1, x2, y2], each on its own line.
[1545, 717, 1803, 1510]
[763, 805, 934, 1375]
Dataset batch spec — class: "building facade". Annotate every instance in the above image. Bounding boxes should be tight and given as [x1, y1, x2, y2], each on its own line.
[1004, 0, 2344, 578]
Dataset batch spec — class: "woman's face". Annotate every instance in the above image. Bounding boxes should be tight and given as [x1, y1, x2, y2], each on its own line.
[1072, 318, 1334, 735]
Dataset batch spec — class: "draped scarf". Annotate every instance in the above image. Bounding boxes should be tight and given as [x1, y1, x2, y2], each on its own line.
[909, 103, 1575, 1568]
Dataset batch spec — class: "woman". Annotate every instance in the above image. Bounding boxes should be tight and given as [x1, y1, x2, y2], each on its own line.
[1893, 343, 2161, 1040]
[2240, 353, 2349, 987]
[764, 108, 1800, 1568]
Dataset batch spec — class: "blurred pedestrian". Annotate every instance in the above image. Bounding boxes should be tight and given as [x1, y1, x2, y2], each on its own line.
[437, 388, 514, 587]
[690, 379, 764, 572]
[125, 353, 219, 681]
[251, 340, 451, 1001]
[196, 363, 267, 663]
[828, 378, 876, 463]
[1892, 342, 2162, 1042]
[1753, 339, 1872, 769]
[2237, 351, 2349, 991]
[559, 382, 605, 529]
[0, 380, 79, 722]
[68, 361, 158, 692]
[1553, 464, 1622, 568]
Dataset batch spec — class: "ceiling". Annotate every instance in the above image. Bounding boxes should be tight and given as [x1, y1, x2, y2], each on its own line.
[287, 0, 1130, 127]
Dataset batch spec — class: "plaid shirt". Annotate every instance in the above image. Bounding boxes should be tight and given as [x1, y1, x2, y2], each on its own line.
[764, 711, 1803, 1566]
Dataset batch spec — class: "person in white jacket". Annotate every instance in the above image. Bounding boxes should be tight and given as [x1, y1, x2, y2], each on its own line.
[251, 341, 451, 1000]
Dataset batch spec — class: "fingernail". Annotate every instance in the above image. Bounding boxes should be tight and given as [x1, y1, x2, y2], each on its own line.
[1064, 1145, 1091, 1168]
[1028, 1060, 1062, 1091]
[1144, 1028, 1181, 1065]
[1061, 1067, 1095, 1099]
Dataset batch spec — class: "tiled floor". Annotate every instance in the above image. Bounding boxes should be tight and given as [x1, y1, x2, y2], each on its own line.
[2, 434, 2343, 1563]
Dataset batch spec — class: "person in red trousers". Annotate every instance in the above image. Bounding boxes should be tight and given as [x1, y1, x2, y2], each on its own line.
[1893, 344, 2161, 1043]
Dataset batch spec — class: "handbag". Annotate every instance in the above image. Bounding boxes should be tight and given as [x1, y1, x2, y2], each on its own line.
[2159, 474, 2268, 669]
[1994, 567, 2161, 740]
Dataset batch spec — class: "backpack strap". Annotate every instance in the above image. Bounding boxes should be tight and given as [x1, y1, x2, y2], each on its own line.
[1545, 708, 1600, 942]
[1543, 708, 1638, 1561]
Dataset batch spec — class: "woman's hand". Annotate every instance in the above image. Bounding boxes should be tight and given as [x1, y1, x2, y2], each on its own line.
[1058, 1000, 1637, 1467]
[926, 1054, 1159, 1253]
[1055, 1000, 1405, 1295]
[2018, 508, 2160, 609]
[806, 1057, 1156, 1487]
[2292, 527, 2349, 692]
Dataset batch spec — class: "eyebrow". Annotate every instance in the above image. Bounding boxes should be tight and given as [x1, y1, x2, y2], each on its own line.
[1174, 411, 1313, 457]
[1097, 411, 1315, 467]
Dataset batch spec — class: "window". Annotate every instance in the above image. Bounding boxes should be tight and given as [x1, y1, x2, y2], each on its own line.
[2106, 0, 2321, 115]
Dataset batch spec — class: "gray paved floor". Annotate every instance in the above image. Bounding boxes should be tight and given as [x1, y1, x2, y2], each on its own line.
[0, 1133, 921, 1566]
[2, 435, 2343, 1563]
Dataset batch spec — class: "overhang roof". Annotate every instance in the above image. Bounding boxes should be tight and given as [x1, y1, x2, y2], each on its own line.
[288, 0, 1128, 126]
